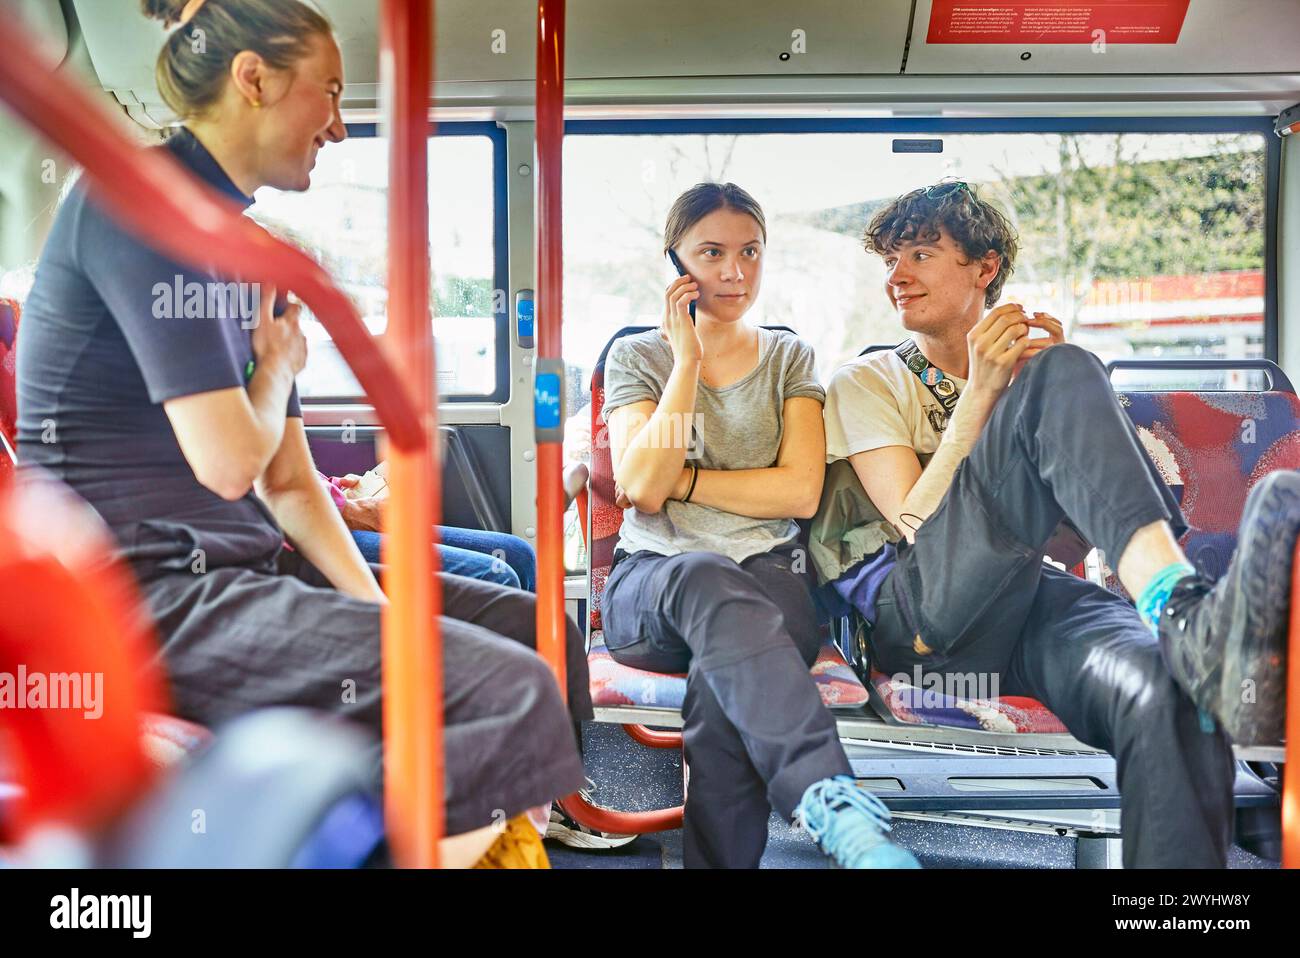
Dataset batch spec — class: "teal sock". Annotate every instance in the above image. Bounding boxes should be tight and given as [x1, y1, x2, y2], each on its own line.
[1135, 561, 1196, 634]
[1137, 561, 1216, 733]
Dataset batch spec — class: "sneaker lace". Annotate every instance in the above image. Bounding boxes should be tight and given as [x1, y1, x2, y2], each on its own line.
[796, 776, 894, 862]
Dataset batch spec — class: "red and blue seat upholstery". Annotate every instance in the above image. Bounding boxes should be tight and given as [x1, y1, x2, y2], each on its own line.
[584, 326, 870, 718]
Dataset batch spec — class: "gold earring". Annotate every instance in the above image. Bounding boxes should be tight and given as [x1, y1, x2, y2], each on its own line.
[250, 99, 261, 109]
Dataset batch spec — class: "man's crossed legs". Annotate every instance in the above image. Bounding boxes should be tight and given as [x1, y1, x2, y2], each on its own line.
[871, 343, 1297, 867]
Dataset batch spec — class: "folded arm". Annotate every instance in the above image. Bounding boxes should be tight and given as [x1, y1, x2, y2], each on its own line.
[682, 396, 826, 519]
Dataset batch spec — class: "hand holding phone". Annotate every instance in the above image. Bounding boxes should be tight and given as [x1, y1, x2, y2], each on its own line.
[666, 249, 697, 323]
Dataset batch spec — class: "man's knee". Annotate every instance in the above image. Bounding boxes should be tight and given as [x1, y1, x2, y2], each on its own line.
[1022, 342, 1105, 387]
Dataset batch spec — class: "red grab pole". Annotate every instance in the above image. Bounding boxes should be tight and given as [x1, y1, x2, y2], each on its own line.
[379, 0, 442, 869]
[534, 0, 685, 837]
[534, 0, 568, 697]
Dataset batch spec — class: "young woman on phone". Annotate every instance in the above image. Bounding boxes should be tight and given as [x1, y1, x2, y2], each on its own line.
[599, 182, 919, 869]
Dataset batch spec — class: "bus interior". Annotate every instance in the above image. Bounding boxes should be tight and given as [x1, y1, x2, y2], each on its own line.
[1, 0, 1298, 874]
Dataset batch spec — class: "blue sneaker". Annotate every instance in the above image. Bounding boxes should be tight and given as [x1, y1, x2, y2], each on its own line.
[794, 775, 920, 869]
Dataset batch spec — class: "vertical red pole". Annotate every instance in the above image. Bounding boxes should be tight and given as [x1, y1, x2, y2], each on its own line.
[534, 0, 568, 696]
[1284, 538, 1300, 868]
[379, 0, 442, 868]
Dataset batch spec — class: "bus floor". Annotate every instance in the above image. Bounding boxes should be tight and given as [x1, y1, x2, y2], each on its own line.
[543, 723, 1279, 870]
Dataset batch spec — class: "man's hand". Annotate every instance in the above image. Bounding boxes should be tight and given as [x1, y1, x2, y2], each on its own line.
[1012, 311, 1065, 379]
[336, 474, 385, 532]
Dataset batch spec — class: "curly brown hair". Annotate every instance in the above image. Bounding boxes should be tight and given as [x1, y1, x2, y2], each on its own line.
[864, 182, 1019, 308]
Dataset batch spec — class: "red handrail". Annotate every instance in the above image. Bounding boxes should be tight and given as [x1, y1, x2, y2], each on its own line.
[533, 0, 683, 837]
[379, 0, 442, 869]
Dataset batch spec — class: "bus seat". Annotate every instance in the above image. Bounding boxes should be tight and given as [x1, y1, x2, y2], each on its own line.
[1109, 385, 1300, 598]
[585, 326, 869, 716]
[867, 668, 1069, 734]
[138, 712, 213, 767]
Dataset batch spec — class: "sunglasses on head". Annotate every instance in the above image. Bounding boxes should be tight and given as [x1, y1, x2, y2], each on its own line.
[922, 180, 971, 199]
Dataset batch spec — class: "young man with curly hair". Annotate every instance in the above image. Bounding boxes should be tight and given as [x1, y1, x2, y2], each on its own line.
[816, 180, 1298, 868]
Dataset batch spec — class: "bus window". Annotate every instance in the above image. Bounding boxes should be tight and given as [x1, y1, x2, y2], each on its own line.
[563, 127, 1268, 393]
[252, 128, 503, 402]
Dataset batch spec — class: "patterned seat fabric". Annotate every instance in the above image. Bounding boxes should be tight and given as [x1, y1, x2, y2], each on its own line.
[1111, 390, 1300, 597]
[868, 668, 1068, 734]
[586, 326, 868, 713]
[139, 712, 213, 767]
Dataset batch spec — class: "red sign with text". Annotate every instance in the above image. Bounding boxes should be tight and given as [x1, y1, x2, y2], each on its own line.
[927, 0, 1190, 44]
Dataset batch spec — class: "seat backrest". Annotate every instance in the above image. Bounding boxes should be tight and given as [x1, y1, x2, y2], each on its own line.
[588, 324, 798, 633]
[1114, 388, 1300, 595]
[0, 298, 18, 452]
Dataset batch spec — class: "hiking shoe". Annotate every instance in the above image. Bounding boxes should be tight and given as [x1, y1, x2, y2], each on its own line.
[794, 775, 920, 869]
[544, 791, 637, 850]
[1158, 470, 1300, 746]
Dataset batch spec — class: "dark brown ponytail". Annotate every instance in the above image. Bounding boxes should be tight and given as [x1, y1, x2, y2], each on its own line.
[141, 0, 333, 120]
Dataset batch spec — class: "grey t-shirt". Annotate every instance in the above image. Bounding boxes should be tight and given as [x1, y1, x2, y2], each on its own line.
[601, 326, 825, 564]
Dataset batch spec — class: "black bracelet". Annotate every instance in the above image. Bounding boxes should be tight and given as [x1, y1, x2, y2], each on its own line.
[683, 464, 699, 503]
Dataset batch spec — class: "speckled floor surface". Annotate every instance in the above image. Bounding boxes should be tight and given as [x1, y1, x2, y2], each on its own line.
[544, 722, 1280, 870]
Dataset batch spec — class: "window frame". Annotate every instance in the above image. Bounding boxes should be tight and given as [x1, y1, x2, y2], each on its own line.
[296, 120, 509, 406]
[564, 116, 1280, 364]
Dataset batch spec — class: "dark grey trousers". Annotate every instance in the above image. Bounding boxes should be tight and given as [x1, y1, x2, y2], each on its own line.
[132, 549, 589, 836]
[602, 545, 852, 868]
[872, 344, 1236, 868]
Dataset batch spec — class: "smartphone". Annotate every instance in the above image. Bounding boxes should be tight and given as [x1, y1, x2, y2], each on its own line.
[666, 249, 697, 323]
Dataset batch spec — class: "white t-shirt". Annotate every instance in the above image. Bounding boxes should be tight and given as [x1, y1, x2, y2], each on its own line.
[823, 348, 968, 464]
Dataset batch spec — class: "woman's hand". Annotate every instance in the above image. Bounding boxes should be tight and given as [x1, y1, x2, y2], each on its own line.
[251, 285, 308, 376]
[660, 274, 703, 366]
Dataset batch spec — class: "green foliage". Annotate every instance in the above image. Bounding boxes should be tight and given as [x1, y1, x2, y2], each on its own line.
[993, 134, 1265, 281]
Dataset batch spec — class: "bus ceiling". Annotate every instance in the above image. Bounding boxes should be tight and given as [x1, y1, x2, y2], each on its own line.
[51, 0, 1300, 126]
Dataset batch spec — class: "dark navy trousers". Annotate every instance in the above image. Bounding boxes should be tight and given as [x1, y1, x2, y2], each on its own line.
[872, 344, 1236, 868]
[601, 544, 851, 868]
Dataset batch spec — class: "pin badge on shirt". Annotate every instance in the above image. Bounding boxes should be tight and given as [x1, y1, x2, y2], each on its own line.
[934, 378, 956, 397]
[907, 353, 929, 375]
[921, 367, 944, 386]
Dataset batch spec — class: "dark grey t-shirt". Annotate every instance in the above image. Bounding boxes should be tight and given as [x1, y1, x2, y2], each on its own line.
[602, 327, 825, 564]
[17, 128, 300, 574]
